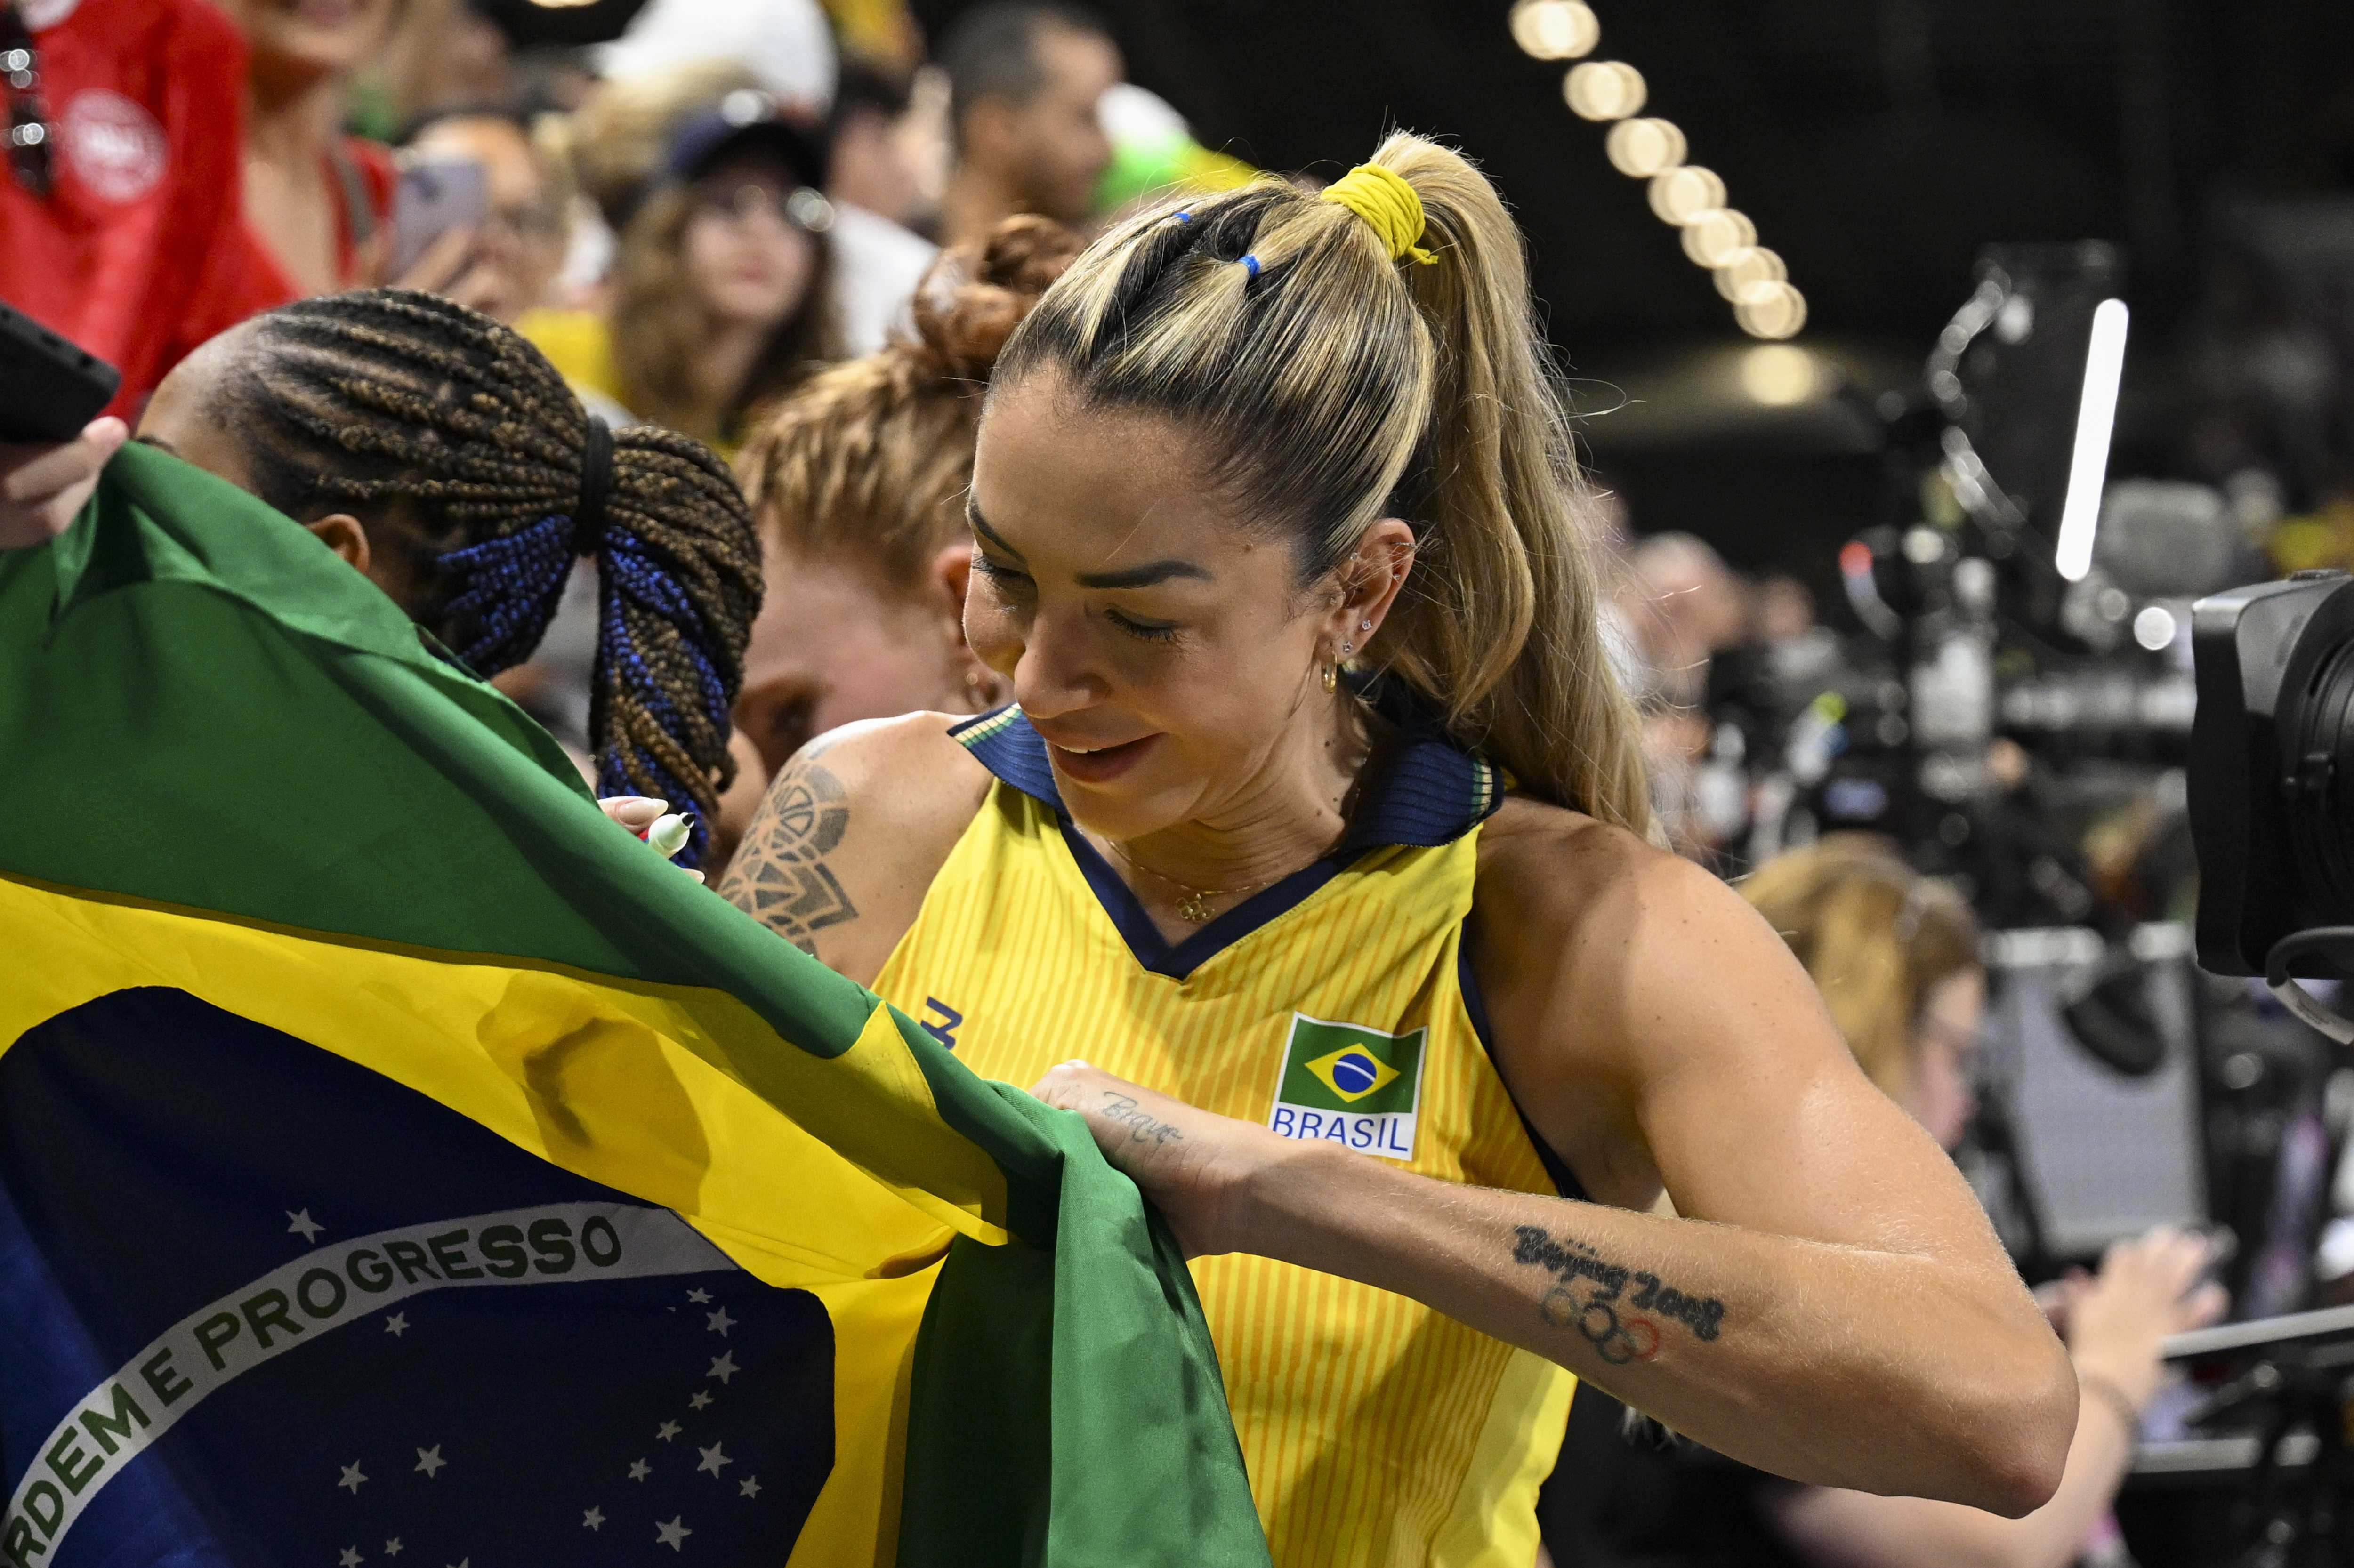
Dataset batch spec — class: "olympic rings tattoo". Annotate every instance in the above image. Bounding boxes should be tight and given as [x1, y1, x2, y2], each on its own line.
[1541, 1287, 1661, 1364]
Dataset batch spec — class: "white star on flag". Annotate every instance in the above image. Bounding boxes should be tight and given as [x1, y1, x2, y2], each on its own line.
[583, 1507, 606, 1531]
[740, 1476, 762, 1499]
[339, 1549, 363, 1567]
[414, 1445, 447, 1478]
[383, 1313, 409, 1337]
[338, 1463, 367, 1494]
[686, 1288, 711, 1303]
[696, 1442, 732, 1476]
[705, 1306, 735, 1337]
[628, 1459, 652, 1481]
[656, 1420, 682, 1442]
[656, 1517, 693, 1552]
[383, 1540, 403, 1558]
[287, 1209, 325, 1243]
[707, 1351, 739, 1385]
[688, 1391, 712, 1410]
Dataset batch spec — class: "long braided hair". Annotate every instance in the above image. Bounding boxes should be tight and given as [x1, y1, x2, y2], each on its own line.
[214, 289, 762, 867]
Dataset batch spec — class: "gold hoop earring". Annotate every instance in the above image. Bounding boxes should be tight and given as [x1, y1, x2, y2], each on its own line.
[1322, 663, 1339, 693]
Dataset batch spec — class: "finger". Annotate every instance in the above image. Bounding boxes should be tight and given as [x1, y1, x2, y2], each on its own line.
[0, 417, 127, 502]
[600, 796, 668, 830]
[2181, 1281, 2229, 1331]
[394, 225, 479, 293]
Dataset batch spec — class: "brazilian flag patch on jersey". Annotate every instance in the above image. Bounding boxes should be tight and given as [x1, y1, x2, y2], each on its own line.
[1268, 1014, 1427, 1160]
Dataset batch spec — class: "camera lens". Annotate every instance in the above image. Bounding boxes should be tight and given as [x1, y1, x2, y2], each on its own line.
[2288, 633, 2354, 922]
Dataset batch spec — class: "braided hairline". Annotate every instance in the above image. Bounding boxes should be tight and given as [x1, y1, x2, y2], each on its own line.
[223, 290, 763, 833]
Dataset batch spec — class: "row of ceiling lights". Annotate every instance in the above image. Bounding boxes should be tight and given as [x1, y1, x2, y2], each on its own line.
[1509, 0, 1807, 340]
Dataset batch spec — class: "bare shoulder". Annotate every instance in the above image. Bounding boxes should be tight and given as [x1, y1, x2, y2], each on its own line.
[717, 713, 993, 987]
[1470, 796, 1844, 1208]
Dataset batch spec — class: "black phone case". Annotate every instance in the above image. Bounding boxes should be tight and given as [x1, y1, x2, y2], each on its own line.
[0, 298, 122, 443]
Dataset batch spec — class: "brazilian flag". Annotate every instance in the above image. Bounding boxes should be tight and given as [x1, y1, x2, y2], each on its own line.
[0, 444, 1267, 1568]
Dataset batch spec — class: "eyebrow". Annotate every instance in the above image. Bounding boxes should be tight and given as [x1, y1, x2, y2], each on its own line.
[967, 498, 1211, 591]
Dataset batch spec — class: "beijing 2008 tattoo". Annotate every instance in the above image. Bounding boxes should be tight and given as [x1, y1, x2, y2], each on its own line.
[718, 756, 859, 954]
[1510, 1225, 1726, 1365]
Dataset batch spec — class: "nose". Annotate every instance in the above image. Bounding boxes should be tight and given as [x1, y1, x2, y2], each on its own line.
[1008, 604, 1104, 723]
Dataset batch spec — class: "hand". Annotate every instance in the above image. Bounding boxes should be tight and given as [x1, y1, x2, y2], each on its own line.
[0, 417, 128, 549]
[2064, 1227, 2228, 1407]
[392, 225, 501, 314]
[598, 795, 704, 883]
[1029, 1061, 1297, 1258]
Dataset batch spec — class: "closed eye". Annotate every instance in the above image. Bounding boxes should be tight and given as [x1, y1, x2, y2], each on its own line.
[1106, 608, 1180, 643]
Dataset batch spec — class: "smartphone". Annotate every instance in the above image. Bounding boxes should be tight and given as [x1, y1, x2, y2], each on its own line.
[0, 297, 121, 444]
[392, 156, 490, 280]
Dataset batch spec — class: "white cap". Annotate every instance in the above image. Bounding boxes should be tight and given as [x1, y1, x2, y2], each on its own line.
[595, 0, 838, 116]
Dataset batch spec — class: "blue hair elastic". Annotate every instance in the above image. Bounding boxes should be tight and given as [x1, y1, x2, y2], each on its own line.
[1240, 254, 1261, 281]
[1173, 210, 1192, 222]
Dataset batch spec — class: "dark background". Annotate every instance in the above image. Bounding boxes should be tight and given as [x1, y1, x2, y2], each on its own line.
[894, 0, 2354, 590]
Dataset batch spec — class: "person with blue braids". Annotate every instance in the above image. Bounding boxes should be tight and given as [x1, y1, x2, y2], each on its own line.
[134, 288, 763, 870]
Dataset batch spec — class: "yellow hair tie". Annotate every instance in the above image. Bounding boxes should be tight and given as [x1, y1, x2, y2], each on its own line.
[1320, 163, 1437, 265]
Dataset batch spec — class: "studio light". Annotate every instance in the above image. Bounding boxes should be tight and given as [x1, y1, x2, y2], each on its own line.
[1604, 117, 1686, 177]
[1734, 281, 1808, 340]
[1510, 0, 1600, 61]
[1712, 246, 1787, 301]
[1646, 165, 1724, 224]
[2054, 297, 2131, 582]
[1680, 209, 1756, 267]
[1740, 343, 1818, 405]
[1564, 61, 1646, 121]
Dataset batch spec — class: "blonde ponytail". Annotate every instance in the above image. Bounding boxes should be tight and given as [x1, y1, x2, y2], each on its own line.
[993, 131, 1649, 833]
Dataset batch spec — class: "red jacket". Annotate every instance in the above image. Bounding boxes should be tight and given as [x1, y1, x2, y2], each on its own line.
[0, 0, 280, 419]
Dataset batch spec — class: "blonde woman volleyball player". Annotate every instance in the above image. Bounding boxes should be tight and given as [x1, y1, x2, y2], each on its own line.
[721, 135, 2075, 1565]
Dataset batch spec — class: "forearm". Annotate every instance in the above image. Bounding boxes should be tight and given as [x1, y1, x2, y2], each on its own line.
[1769, 1385, 2134, 1568]
[1239, 1142, 2073, 1513]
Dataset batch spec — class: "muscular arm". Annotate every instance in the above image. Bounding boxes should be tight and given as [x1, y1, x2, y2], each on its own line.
[716, 716, 990, 986]
[1033, 811, 2075, 1518]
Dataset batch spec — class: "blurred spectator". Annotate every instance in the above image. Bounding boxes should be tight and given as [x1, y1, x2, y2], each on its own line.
[1544, 837, 2225, 1568]
[935, 1, 1119, 247]
[826, 58, 940, 354]
[405, 110, 572, 325]
[597, 0, 834, 119]
[365, 0, 509, 140]
[223, 0, 398, 298]
[524, 96, 841, 453]
[0, 0, 276, 418]
[730, 214, 1079, 777]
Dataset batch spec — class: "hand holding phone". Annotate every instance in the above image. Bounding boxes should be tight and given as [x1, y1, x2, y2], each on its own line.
[1, 417, 129, 549]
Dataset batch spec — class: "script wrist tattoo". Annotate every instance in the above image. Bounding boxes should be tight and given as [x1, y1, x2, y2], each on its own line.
[1098, 1092, 1185, 1147]
[719, 756, 859, 955]
[1509, 1225, 1726, 1365]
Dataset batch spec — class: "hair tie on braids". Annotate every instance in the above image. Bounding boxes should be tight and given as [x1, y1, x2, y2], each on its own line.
[219, 289, 764, 873]
[574, 414, 615, 553]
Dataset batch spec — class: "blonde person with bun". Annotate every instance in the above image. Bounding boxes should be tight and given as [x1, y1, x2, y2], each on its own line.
[1706, 836, 2222, 1568]
[721, 137, 2077, 1564]
[730, 215, 1081, 780]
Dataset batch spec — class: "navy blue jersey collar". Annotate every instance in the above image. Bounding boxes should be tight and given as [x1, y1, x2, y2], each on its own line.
[945, 681, 1501, 979]
[948, 679, 1501, 849]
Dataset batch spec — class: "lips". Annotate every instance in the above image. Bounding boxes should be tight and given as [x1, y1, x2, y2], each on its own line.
[1045, 734, 1159, 786]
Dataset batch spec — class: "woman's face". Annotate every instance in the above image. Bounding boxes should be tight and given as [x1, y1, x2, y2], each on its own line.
[734, 539, 974, 780]
[681, 163, 818, 333]
[964, 377, 1389, 843]
[232, 0, 395, 78]
[1907, 967, 1985, 1152]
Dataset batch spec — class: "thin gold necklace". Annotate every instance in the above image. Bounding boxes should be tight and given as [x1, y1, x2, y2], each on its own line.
[1105, 839, 1292, 924]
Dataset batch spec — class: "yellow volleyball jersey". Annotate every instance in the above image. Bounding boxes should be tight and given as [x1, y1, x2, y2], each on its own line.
[872, 698, 1579, 1568]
